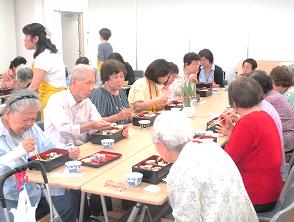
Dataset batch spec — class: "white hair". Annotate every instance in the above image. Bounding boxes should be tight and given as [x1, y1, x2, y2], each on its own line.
[16, 65, 33, 87]
[152, 111, 192, 150]
[69, 64, 95, 85]
[5, 89, 40, 113]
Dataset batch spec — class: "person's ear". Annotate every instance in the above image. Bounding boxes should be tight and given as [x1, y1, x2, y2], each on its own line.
[32, 36, 39, 44]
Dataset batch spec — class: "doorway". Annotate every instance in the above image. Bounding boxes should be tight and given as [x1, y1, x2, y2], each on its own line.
[61, 11, 84, 70]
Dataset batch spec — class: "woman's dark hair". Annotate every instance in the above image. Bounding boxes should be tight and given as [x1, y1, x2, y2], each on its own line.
[9, 56, 27, 69]
[144, 59, 170, 84]
[251, 70, 273, 94]
[22, 23, 58, 59]
[183, 52, 200, 66]
[228, 76, 263, 108]
[100, 59, 126, 83]
[168, 62, 179, 75]
[99, 28, 112, 40]
[270, 66, 293, 87]
[75, 57, 90, 65]
[108, 52, 125, 64]
[198, 48, 214, 64]
[242, 58, 257, 70]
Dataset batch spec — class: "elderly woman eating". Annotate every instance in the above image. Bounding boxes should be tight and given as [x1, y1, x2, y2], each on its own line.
[90, 59, 133, 125]
[152, 111, 258, 222]
[0, 89, 80, 221]
[221, 77, 282, 212]
[128, 59, 170, 112]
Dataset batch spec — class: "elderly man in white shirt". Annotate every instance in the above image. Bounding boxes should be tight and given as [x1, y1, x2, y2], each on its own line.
[152, 112, 258, 222]
[44, 64, 126, 219]
[44, 64, 127, 145]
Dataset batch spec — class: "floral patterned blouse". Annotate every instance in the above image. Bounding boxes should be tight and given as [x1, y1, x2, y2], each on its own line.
[167, 142, 258, 222]
[284, 86, 294, 111]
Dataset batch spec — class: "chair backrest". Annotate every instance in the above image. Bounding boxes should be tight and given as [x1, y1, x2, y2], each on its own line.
[280, 166, 294, 205]
[271, 199, 294, 222]
[133, 70, 144, 80]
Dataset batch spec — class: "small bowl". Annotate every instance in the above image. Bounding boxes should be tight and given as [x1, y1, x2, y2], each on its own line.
[170, 107, 181, 111]
[127, 172, 143, 186]
[138, 120, 151, 128]
[92, 153, 105, 162]
[65, 160, 82, 174]
[101, 139, 114, 149]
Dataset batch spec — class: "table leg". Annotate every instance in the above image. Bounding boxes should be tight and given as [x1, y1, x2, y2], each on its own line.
[101, 195, 109, 222]
[127, 202, 141, 222]
[78, 192, 85, 222]
[138, 205, 147, 222]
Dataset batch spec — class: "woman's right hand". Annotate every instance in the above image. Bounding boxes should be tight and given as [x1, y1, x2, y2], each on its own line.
[215, 115, 234, 136]
[117, 108, 133, 120]
[154, 95, 168, 106]
[22, 137, 36, 153]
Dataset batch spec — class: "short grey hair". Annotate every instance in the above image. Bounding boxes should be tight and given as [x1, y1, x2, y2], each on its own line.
[69, 64, 95, 85]
[16, 65, 33, 87]
[5, 89, 40, 113]
[152, 111, 192, 151]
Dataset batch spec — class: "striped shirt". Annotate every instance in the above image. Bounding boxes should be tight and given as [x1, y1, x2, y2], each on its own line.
[90, 87, 131, 125]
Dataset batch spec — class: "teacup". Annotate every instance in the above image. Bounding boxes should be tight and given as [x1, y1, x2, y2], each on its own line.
[65, 160, 82, 173]
[92, 153, 105, 162]
[101, 139, 114, 149]
[127, 172, 143, 186]
[138, 120, 151, 128]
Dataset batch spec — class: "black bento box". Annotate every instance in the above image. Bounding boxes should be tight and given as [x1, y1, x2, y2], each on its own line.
[196, 83, 212, 97]
[132, 155, 172, 184]
[28, 148, 70, 172]
[0, 87, 14, 96]
[206, 117, 219, 133]
[132, 112, 158, 126]
[88, 129, 124, 145]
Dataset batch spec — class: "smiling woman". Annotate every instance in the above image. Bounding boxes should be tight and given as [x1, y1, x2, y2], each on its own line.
[90, 59, 133, 125]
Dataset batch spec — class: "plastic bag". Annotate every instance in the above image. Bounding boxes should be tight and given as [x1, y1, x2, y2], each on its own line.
[10, 188, 37, 222]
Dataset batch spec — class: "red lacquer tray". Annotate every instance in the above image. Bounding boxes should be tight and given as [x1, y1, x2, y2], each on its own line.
[28, 148, 70, 172]
[79, 150, 122, 168]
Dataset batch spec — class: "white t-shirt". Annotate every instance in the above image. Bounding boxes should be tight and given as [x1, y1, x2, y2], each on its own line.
[34, 49, 66, 88]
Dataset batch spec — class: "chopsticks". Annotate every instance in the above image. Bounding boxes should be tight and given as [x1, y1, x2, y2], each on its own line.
[207, 109, 234, 129]
[21, 134, 42, 160]
[34, 152, 42, 160]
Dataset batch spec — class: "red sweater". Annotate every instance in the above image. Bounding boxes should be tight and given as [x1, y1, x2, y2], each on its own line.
[225, 110, 282, 205]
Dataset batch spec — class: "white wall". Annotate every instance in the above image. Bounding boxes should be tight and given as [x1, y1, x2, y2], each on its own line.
[249, 0, 294, 61]
[13, 0, 88, 68]
[14, 0, 44, 67]
[88, 0, 136, 68]
[0, 0, 17, 71]
[88, 0, 294, 81]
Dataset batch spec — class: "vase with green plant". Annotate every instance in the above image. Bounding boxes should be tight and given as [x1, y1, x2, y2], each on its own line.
[181, 79, 196, 107]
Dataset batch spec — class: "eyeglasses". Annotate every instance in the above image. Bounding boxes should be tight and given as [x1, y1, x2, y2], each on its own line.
[7, 95, 38, 107]
[104, 180, 128, 192]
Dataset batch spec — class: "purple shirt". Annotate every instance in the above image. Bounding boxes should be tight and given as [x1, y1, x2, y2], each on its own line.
[265, 90, 294, 152]
[260, 100, 286, 177]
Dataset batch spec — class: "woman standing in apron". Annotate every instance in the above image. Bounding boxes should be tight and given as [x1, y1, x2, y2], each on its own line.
[22, 23, 67, 119]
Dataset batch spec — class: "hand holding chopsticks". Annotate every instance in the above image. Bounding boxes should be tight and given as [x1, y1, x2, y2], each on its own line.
[21, 136, 41, 160]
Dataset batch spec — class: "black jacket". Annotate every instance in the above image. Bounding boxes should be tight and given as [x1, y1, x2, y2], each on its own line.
[197, 65, 224, 87]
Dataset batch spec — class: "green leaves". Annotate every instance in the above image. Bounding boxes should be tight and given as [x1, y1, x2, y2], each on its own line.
[181, 80, 196, 107]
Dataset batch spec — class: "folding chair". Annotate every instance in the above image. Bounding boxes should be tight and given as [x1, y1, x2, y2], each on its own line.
[258, 166, 294, 221]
